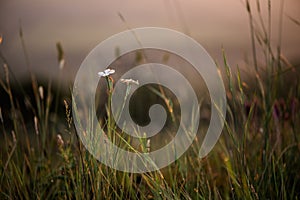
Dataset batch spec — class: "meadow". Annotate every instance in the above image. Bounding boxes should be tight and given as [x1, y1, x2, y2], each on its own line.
[0, 1, 300, 199]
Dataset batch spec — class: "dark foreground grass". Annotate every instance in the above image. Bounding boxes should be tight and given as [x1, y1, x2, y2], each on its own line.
[1, 1, 300, 199]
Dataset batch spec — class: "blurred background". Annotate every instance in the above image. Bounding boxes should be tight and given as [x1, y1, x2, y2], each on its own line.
[0, 0, 300, 84]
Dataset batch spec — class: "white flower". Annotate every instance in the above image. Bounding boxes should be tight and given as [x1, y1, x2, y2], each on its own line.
[120, 78, 139, 85]
[98, 68, 115, 77]
[56, 134, 64, 147]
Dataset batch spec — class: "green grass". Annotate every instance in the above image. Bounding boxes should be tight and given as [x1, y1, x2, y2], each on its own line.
[1, 1, 300, 199]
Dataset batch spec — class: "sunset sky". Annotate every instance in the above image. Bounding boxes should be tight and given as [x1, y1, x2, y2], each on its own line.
[1, 0, 299, 83]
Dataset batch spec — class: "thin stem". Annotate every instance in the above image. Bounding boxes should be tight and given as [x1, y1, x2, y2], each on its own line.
[277, 0, 285, 71]
[246, 0, 258, 73]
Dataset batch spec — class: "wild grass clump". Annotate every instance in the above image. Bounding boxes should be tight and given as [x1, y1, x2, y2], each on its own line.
[0, 1, 300, 199]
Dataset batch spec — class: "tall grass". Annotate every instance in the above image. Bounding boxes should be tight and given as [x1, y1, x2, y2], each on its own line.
[1, 1, 300, 199]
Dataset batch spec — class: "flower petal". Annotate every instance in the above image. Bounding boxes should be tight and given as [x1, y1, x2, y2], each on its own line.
[98, 72, 105, 77]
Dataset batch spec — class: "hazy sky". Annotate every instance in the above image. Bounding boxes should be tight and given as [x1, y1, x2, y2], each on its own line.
[0, 0, 299, 83]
